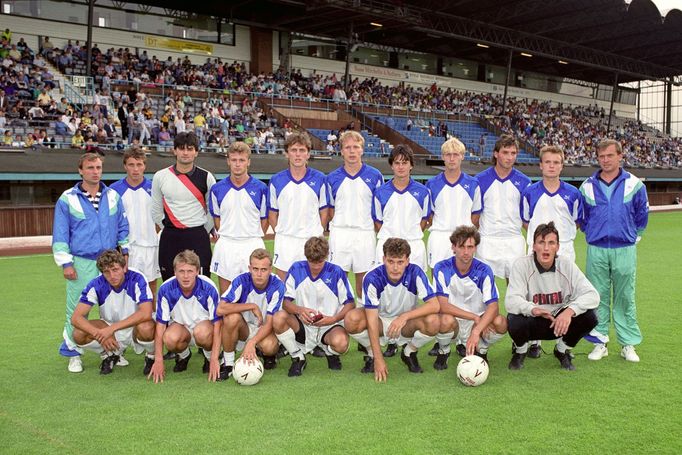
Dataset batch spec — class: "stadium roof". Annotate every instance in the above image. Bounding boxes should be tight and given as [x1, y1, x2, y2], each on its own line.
[128, 0, 682, 85]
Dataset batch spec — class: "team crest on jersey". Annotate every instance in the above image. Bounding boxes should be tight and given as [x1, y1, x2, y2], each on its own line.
[564, 194, 571, 200]
[324, 278, 332, 284]
[249, 191, 256, 196]
[513, 180, 521, 187]
[308, 181, 316, 187]
[463, 184, 469, 189]
[365, 178, 372, 183]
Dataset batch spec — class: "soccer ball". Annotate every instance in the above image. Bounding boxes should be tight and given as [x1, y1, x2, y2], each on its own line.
[233, 357, 264, 386]
[456, 355, 489, 387]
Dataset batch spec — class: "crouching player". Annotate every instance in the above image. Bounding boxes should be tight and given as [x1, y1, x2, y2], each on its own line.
[431, 226, 507, 369]
[506, 222, 599, 371]
[217, 248, 285, 380]
[345, 238, 439, 381]
[71, 249, 155, 375]
[273, 236, 354, 377]
[148, 250, 223, 383]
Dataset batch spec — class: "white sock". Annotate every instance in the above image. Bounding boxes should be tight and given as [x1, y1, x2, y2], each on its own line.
[350, 330, 372, 356]
[556, 338, 569, 353]
[515, 342, 529, 354]
[436, 331, 455, 354]
[135, 338, 155, 354]
[410, 330, 434, 350]
[404, 343, 416, 356]
[224, 351, 235, 366]
[178, 347, 191, 359]
[276, 328, 304, 360]
[202, 349, 212, 360]
[146, 353, 155, 360]
[79, 339, 104, 355]
[531, 340, 542, 347]
[327, 345, 341, 356]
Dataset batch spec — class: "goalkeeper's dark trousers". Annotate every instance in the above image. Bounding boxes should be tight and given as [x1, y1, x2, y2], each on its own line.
[507, 309, 598, 348]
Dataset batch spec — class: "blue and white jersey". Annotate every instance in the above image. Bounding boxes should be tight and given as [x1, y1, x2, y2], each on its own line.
[111, 178, 157, 247]
[363, 263, 436, 318]
[269, 168, 328, 238]
[426, 172, 481, 232]
[80, 268, 152, 323]
[156, 275, 220, 326]
[327, 164, 383, 231]
[284, 261, 354, 316]
[221, 272, 285, 326]
[373, 179, 431, 240]
[433, 257, 498, 315]
[209, 176, 268, 239]
[475, 167, 531, 237]
[521, 181, 582, 247]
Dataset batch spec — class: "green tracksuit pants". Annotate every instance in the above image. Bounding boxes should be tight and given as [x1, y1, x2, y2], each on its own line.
[63, 256, 99, 352]
[586, 244, 642, 346]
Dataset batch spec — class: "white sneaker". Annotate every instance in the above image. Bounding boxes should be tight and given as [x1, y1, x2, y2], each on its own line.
[620, 345, 640, 362]
[68, 356, 83, 373]
[588, 343, 608, 361]
[116, 354, 129, 367]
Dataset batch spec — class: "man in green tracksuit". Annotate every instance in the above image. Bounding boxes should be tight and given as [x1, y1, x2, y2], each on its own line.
[579, 139, 649, 363]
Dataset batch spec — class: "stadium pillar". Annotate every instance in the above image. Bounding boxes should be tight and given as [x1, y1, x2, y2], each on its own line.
[607, 72, 619, 134]
[86, 0, 94, 77]
[344, 22, 354, 93]
[665, 78, 672, 135]
[501, 49, 512, 115]
[250, 27, 273, 75]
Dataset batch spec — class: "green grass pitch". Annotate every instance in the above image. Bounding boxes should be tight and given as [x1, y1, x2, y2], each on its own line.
[1, 212, 681, 454]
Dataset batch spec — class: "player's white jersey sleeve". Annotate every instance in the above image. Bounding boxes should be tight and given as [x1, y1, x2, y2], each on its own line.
[111, 178, 158, 247]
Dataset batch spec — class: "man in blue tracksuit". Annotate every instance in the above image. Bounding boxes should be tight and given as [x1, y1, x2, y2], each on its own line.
[52, 152, 129, 373]
[579, 139, 648, 363]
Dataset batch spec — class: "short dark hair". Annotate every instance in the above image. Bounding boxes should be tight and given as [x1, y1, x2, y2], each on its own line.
[533, 221, 560, 244]
[96, 249, 126, 272]
[284, 131, 311, 151]
[383, 237, 411, 258]
[304, 236, 329, 262]
[388, 144, 414, 167]
[174, 131, 199, 150]
[449, 225, 480, 247]
[122, 148, 147, 164]
[492, 134, 518, 165]
[78, 152, 102, 169]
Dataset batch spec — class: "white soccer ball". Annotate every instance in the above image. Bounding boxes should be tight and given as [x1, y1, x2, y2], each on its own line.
[233, 357, 264, 386]
[456, 355, 489, 387]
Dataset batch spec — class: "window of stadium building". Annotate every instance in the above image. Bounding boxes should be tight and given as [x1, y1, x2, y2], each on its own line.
[0, 0, 233, 45]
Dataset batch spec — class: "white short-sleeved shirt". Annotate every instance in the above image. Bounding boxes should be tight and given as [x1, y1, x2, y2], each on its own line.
[521, 181, 582, 247]
[426, 172, 481, 232]
[269, 168, 328, 238]
[327, 164, 383, 231]
[111, 178, 158, 247]
[80, 268, 152, 323]
[432, 257, 498, 315]
[284, 261, 354, 316]
[475, 167, 531, 237]
[373, 179, 431, 240]
[221, 272, 285, 327]
[363, 263, 436, 318]
[156, 275, 220, 328]
[209, 176, 268, 239]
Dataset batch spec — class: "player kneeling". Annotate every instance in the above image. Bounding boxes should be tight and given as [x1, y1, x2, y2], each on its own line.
[431, 226, 507, 369]
[71, 249, 155, 375]
[217, 248, 285, 380]
[148, 250, 223, 383]
[345, 238, 440, 382]
[273, 236, 355, 377]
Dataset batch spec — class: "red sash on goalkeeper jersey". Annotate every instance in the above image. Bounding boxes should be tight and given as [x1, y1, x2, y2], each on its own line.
[163, 166, 207, 229]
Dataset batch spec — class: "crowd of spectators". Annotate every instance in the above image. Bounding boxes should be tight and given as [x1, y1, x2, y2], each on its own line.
[1, 37, 678, 168]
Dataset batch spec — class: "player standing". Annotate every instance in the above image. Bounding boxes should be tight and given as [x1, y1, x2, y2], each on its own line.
[71, 250, 155, 375]
[111, 149, 161, 299]
[425, 137, 481, 269]
[326, 130, 383, 299]
[269, 132, 328, 280]
[209, 142, 268, 293]
[148, 250, 223, 383]
[151, 132, 216, 281]
[521, 145, 582, 262]
[217, 249, 284, 379]
[344, 238, 439, 381]
[52, 152, 129, 373]
[431, 226, 507, 369]
[272, 237, 354, 376]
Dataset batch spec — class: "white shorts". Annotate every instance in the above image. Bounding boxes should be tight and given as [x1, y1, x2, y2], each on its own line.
[235, 321, 260, 352]
[375, 238, 427, 271]
[379, 315, 410, 347]
[329, 227, 376, 273]
[273, 234, 308, 272]
[211, 236, 265, 281]
[477, 234, 526, 279]
[456, 318, 505, 350]
[427, 230, 454, 269]
[295, 316, 346, 354]
[128, 245, 161, 282]
[79, 323, 146, 354]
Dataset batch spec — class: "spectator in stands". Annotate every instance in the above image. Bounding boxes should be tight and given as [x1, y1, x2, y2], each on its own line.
[1, 29, 12, 44]
[11, 133, 24, 147]
[41, 36, 54, 56]
[71, 130, 85, 149]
